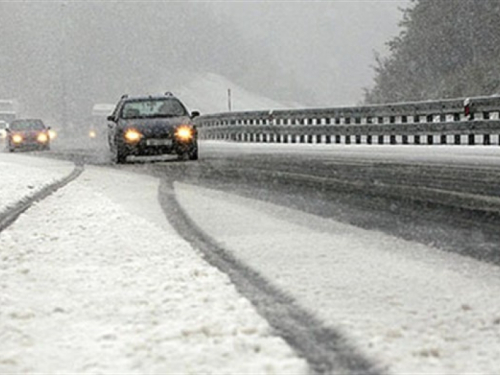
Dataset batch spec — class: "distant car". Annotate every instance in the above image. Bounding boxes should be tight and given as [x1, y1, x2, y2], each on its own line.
[107, 92, 199, 163]
[0, 120, 6, 140]
[6, 119, 51, 152]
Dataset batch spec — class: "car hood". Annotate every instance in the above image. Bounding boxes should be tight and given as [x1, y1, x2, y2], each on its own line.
[119, 117, 192, 132]
[12, 129, 47, 135]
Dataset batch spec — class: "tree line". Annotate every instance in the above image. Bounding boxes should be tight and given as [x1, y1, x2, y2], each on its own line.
[364, 0, 500, 104]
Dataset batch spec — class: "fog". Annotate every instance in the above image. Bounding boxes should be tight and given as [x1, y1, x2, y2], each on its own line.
[0, 1, 407, 128]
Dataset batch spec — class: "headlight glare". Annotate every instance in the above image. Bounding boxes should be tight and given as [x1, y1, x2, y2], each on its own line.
[37, 133, 49, 143]
[49, 129, 57, 140]
[124, 128, 142, 143]
[12, 134, 23, 144]
[175, 126, 193, 142]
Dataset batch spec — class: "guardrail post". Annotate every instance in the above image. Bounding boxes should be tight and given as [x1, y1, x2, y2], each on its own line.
[197, 95, 500, 147]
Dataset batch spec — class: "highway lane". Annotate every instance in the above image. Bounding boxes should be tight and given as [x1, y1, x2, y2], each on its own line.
[46, 140, 500, 266]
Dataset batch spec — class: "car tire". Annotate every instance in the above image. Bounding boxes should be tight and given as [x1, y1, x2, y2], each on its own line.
[115, 147, 127, 164]
[177, 152, 189, 161]
[177, 146, 198, 161]
[188, 146, 198, 161]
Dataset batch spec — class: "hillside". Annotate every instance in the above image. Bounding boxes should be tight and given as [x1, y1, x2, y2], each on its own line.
[173, 73, 302, 115]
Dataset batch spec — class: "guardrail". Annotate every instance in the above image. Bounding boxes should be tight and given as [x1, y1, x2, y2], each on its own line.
[195, 96, 500, 145]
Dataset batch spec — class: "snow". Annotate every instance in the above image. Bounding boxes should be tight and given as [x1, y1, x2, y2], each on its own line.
[172, 72, 302, 114]
[0, 153, 74, 214]
[199, 140, 500, 169]
[2, 143, 500, 374]
[175, 180, 500, 374]
[0, 153, 307, 374]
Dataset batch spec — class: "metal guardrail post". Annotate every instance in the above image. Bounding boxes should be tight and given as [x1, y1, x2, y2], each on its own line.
[195, 95, 500, 146]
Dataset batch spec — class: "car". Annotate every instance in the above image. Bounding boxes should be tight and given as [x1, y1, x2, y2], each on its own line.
[6, 119, 51, 152]
[107, 92, 199, 163]
[0, 120, 7, 140]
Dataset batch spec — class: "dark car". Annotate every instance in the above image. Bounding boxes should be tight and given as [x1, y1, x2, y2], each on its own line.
[107, 92, 199, 163]
[6, 119, 51, 152]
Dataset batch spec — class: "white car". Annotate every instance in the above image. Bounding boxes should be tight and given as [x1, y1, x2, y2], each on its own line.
[0, 120, 7, 140]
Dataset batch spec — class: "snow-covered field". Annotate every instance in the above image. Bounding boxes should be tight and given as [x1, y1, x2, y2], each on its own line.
[0, 153, 307, 374]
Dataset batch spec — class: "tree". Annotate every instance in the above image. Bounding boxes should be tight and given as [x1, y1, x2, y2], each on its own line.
[365, 0, 500, 104]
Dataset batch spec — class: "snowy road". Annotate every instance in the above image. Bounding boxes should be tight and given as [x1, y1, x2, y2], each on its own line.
[176, 181, 500, 374]
[0, 153, 307, 374]
[2, 143, 500, 374]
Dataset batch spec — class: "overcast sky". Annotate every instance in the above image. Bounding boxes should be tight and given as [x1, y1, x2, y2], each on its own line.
[210, 0, 410, 106]
[0, 1, 409, 125]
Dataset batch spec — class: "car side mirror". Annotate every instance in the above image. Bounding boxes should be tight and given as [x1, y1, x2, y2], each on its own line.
[191, 111, 200, 118]
[107, 115, 116, 122]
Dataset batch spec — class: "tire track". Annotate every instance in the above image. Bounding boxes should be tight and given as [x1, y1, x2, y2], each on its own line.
[0, 163, 84, 232]
[158, 178, 383, 375]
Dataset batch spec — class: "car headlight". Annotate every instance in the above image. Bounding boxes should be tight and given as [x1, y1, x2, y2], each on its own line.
[12, 134, 23, 144]
[37, 133, 49, 143]
[89, 130, 96, 138]
[124, 128, 142, 143]
[49, 129, 57, 140]
[175, 125, 194, 142]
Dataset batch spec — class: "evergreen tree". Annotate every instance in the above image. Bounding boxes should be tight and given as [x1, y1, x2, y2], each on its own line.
[365, 0, 500, 104]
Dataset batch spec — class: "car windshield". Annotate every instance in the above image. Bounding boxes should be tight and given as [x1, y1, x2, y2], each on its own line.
[120, 99, 187, 119]
[9, 120, 45, 131]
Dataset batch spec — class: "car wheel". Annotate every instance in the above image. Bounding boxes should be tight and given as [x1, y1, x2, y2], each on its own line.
[115, 147, 128, 164]
[188, 146, 198, 160]
[177, 152, 189, 161]
[177, 145, 198, 161]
